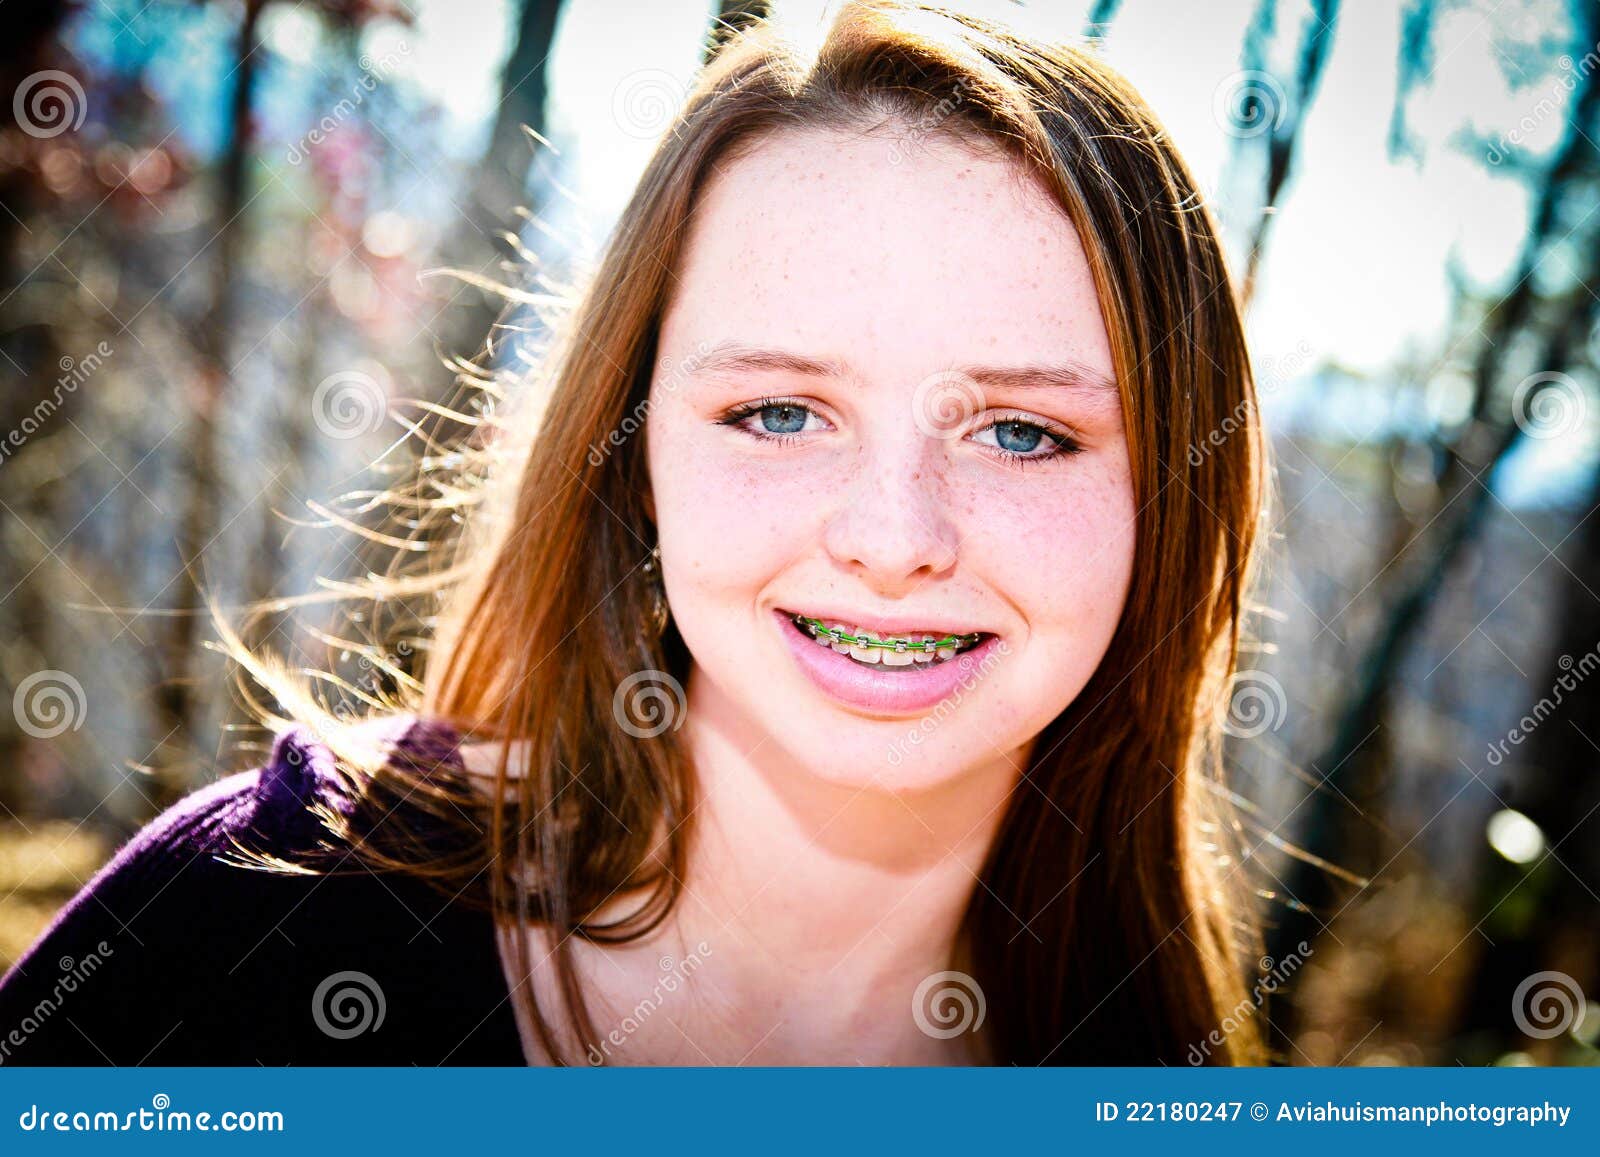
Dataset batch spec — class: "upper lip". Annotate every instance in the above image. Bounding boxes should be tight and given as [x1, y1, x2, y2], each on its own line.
[780, 607, 993, 639]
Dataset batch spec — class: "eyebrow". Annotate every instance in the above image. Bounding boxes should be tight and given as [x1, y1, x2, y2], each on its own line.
[688, 341, 1118, 395]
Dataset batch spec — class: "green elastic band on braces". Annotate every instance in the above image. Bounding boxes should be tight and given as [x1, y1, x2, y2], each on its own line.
[797, 615, 980, 653]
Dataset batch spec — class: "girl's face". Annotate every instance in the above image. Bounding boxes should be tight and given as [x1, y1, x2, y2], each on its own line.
[644, 127, 1136, 793]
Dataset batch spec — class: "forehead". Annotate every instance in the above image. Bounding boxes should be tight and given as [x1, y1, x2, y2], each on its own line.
[660, 127, 1114, 381]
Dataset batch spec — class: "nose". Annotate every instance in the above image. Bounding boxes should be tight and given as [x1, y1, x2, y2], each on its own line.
[822, 439, 960, 594]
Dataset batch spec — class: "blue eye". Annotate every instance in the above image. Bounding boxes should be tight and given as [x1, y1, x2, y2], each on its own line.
[992, 420, 1044, 454]
[718, 396, 822, 445]
[756, 402, 809, 435]
[972, 415, 1083, 468]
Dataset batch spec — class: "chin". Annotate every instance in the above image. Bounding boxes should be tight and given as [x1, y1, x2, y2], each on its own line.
[773, 710, 1016, 796]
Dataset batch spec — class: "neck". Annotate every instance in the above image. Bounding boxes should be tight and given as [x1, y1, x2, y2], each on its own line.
[656, 667, 1022, 1062]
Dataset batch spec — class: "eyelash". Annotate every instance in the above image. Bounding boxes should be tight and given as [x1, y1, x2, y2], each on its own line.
[716, 396, 1084, 470]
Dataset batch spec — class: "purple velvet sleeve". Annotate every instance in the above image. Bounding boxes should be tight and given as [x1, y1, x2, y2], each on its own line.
[0, 717, 522, 1066]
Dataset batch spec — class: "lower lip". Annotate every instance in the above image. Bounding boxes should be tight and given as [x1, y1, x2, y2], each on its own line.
[774, 609, 1003, 717]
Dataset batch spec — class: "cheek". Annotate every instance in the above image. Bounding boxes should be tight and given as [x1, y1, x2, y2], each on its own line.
[966, 456, 1138, 637]
[648, 420, 829, 595]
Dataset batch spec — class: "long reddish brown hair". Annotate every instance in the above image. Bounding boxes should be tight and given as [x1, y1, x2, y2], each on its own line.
[229, 1, 1272, 1065]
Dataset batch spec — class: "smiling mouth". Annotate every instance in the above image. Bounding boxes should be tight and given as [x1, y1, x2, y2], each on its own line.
[788, 613, 990, 669]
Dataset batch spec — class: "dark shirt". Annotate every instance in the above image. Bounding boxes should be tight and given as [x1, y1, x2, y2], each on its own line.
[0, 715, 524, 1065]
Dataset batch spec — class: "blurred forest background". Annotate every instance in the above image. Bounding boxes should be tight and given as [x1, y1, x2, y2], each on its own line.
[2, 0, 1598, 1066]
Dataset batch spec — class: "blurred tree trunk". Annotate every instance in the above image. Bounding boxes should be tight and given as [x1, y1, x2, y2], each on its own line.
[1235, 0, 1342, 307]
[1263, 6, 1600, 1049]
[247, 29, 363, 616]
[441, 0, 564, 373]
[1267, 232, 1600, 1033]
[1450, 427, 1600, 1060]
[0, 0, 78, 820]
[156, 0, 266, 784]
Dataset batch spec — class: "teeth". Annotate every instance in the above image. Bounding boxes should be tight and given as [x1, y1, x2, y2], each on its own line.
[849, 630, 881, 664]
[796, 614, 979, 665]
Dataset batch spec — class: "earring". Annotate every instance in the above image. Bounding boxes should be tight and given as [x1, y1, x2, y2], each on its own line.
[642, 543, 669, 639]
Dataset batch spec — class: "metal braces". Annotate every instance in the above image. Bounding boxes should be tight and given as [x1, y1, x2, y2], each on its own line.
[793, 614, 983, 654]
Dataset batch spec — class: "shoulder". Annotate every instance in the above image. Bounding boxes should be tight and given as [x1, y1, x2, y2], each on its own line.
[0, 713, 520, 1066]
[15, 711, 462, 891]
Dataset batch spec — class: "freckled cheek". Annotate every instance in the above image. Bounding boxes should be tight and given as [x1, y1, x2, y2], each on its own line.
[963, 469, 1137, 631]
[651, 435, 843, 590]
